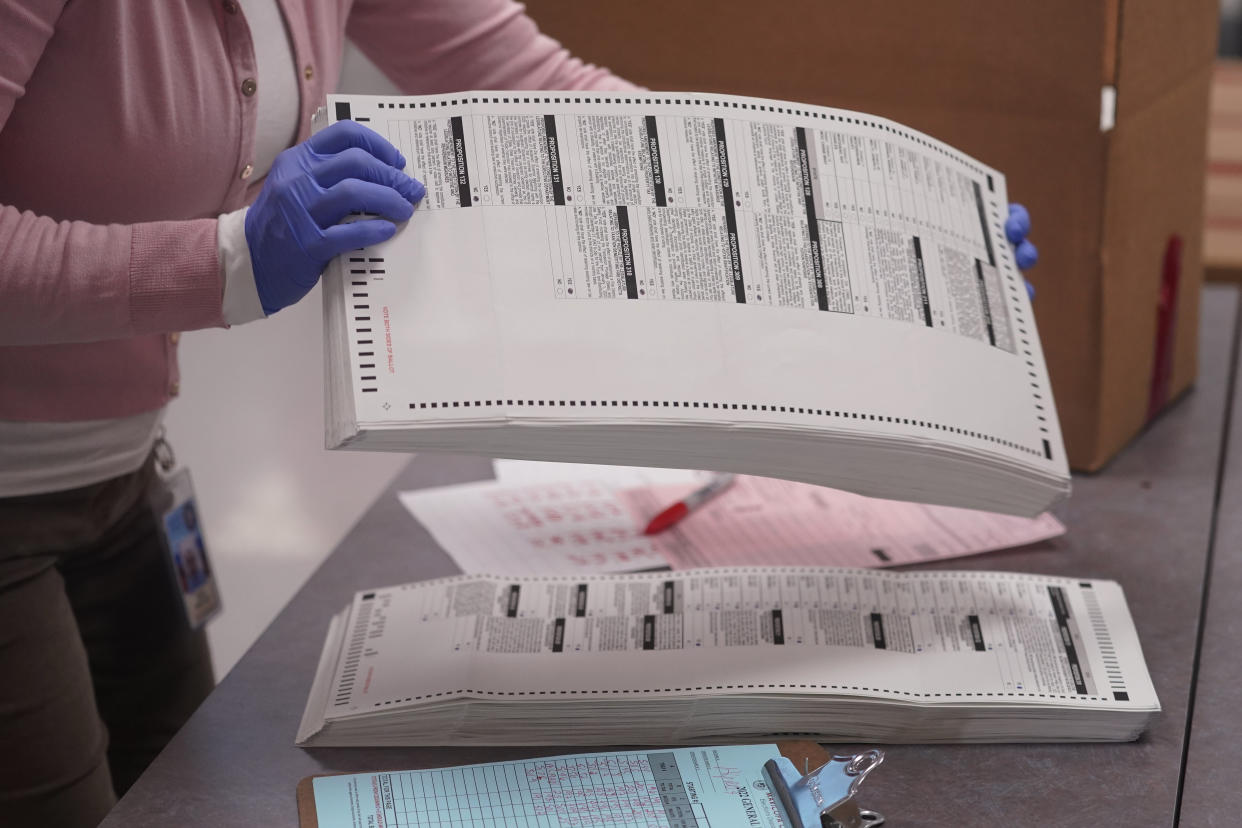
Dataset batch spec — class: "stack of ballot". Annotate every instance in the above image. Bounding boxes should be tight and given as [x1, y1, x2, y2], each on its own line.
[322, 90, 1070, 518]
[296, 567, 1159, 747]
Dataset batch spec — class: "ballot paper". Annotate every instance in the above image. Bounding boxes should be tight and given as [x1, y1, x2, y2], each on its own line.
[296, 567, 1160, 746]
[622, 474, 1066, 569]
[310, 744, 790, 828]
[322, 91, 1071, 519]
[492, 458, 709, 489]
[398, 473, 1064, 576]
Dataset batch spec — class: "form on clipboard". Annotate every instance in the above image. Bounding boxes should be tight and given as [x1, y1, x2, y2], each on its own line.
[295, 741, 884, 828]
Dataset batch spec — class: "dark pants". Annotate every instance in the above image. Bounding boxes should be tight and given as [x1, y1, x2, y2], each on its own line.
[0, 458, 215, 827]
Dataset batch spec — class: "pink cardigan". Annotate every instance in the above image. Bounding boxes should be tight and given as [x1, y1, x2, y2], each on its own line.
[0, 0, 633, 420]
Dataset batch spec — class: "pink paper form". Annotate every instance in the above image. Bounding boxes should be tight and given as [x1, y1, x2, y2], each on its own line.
[622, 475, 1065, 569]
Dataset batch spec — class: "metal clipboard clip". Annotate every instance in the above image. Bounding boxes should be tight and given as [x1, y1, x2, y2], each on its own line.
[763, 749, 885, 828]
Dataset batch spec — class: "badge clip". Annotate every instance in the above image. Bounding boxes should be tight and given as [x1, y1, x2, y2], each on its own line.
[764, 749, 885, 828]
[153, 427, 177, 475]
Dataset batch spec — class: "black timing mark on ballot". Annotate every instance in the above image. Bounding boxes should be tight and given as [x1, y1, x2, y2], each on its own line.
[771, 609, 785, 645]
[642, 615, 656, 650]
[972, 180, 996, 266]
[450, 116, 472, 207]
[967, 615, 987, 651]
[543, 115, 565, 206]
[575, 584, 589, 617]
[335, 101, 352, 121]
[714, 118, 746, 303]
[644, 116, 667, 206]
[663, 581, 676, 614]
[334, 599, 373, 707]
[796, 127, 829, 311]
[911, 237, 932, 327]
[552, 618, 565, 652]
[617, 206, 638, 299]
[974, 259, 997, 346]
[506, 585, 521, 618]
[870, 613, 887, 649]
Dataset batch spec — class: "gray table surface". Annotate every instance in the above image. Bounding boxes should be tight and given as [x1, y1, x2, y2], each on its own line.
[1180, 290, 1242, 828]
[102, 286, 1240, 827]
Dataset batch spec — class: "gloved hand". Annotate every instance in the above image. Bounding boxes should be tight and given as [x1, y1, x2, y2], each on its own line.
[245, 120, 425, 316]
[1005, 203, 1038, 300]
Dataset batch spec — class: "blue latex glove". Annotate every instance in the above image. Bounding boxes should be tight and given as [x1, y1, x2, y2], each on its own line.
[246, 120, 425, 315]
[1005, 203, 1038, 300]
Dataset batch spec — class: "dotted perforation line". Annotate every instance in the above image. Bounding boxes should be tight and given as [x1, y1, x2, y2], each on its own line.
[986, 200, 1049, 440]
[368, 96, 986, 177]
[366, 684, 1115, 707]
[770, 732, 836, 738]
[399, 398, 1041, 457]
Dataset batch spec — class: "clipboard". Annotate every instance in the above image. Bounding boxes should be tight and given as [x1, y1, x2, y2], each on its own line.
[296, 741, 884, 828]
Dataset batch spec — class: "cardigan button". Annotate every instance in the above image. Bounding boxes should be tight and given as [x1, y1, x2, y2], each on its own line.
[223, 0, 238, 13]
[169, 332, 181, 345]
[304, 64, 314, 81]
[241, 78, 257, 97]
[169, 381, 181, 397]
[240, 163, 254, 180]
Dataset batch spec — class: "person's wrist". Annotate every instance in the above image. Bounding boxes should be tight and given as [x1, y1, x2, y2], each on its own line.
[218, 208, 267, 325]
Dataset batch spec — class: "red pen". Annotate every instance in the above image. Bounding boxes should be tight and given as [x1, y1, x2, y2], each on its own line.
[642, 473, 736, 535]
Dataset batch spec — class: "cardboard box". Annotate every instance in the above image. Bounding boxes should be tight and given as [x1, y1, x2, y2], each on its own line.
[525, 0, 1217, 470]
[1204, 59, 1242, 282]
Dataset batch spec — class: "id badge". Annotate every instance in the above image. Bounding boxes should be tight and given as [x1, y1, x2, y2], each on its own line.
[150, 437, 222, 629]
